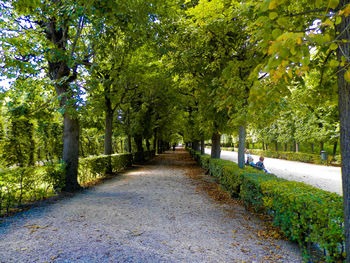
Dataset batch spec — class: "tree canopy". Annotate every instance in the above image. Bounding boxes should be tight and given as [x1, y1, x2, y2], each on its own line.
[2, 0, 350, 260]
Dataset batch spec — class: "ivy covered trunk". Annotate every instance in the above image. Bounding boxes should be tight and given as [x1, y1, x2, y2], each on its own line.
[238, 125, 246, 169]
[211, 132, 221, 159]
[336, 2, 350, 260]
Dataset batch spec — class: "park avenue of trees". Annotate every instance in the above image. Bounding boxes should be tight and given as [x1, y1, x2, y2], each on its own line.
[1, 0, 350, 261]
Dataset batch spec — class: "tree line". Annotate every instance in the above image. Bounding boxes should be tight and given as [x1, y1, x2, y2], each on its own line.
[1, 0, 350, 260]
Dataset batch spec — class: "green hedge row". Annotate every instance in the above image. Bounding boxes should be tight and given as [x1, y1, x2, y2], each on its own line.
[78, 150, 155, 184]
[0, 150, 155, 217]
[187, 148, 344, 262]
[78, 153, 133, 184]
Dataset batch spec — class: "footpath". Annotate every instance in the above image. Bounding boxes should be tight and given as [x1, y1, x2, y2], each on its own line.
[0, 149, 302, 263]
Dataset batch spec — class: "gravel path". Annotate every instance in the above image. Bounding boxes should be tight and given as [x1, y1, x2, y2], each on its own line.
[0, 149, 302, 263]
[205, 148, 342, 195]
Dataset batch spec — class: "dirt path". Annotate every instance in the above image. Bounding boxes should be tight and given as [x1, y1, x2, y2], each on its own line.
[0, 149, 302, 263]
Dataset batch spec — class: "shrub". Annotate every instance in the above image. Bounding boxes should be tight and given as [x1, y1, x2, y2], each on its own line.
[0, 166, 56, 216]
[221, 165, 263, 197]
[186, 147, 345, 262]
[261, 180, 344, 261]
[208, 158, 235, 178]
[78, 153, 133, 184]
[43, 162, 66, 190]
[0, 151, 154, 217]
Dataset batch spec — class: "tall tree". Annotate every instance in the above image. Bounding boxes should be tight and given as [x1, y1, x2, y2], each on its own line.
[248, 0, 350, 258]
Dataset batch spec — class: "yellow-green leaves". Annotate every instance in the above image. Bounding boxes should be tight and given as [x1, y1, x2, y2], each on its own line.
[338, 4, 350, 17]
[344, 69, 350, 82]
[328, 0, 339, 10]
[269, 12, 278, 20]
[268, 0, 279, 10]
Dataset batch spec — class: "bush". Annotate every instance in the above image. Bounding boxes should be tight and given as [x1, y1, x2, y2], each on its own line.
[221, 165, 264, 197]
[0, 166, 56, 216]
[187, 147, 345, 262]
[208, 158, 236, 178]
[43, 162, 66, 190]
[78, 153, 133, 184]
[0, 151, 155, 217]
[261, 179, 344, 261]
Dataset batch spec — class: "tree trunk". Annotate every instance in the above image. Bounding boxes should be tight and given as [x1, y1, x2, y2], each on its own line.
[238, 125, 246, 169]
[146, 139, 150, 151]
[158, 139, 161, 154]
[104, 99, 113, 156]
[43, 16, 82, 192]
[211, 132, 221, 159]
[262, 142, 265, 150]
[153, 129, 157, 153]
[275, 141, 278, 151]
[284, 143, 287, 152]
[336, 5, 350, 260]
[200, 139, 205, 155]
[265, 143, 268, 151]
[333, 141, 338, 157]
[127, 135, 132, 153]
[320, 141, 324, 152]
[80, 135, 85, 158]
[134, 136, 143, 153]
[193, 140, 200, 151]
[311, 143, 314, 153]
[296, 142, 300, 153]
[62, 114, 81, 191]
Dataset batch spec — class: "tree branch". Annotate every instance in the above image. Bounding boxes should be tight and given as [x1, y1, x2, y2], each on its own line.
[70, 15, 85, 58]
[286, 8, 327, 17]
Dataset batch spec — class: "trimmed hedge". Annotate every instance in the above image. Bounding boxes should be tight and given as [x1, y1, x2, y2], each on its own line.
[0, 150, 155, 217]
[78, 150, 155, 184]
[187, 147, 345, 262]
[78, 153, 133, 184]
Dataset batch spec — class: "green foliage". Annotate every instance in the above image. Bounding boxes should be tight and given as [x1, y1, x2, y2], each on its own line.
[208, 158, 236, 178]
[43, 162, 66, 191]
[261, 180, 344, 261]
[0, 166, 56, 216]
[78, 153, 133, 184]
[187, 147, 345, 262]
[0, 150, 154, 216]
